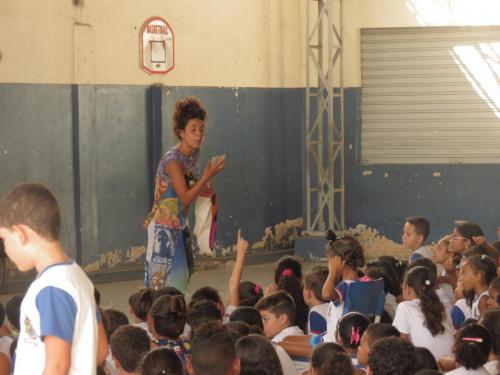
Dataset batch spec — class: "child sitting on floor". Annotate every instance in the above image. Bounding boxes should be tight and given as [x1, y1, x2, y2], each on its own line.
[303, 266, 329, 335]
[255, 290, 304, 343]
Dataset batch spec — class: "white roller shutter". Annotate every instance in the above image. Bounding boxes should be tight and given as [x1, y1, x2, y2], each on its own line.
[361, 26, 500, 164]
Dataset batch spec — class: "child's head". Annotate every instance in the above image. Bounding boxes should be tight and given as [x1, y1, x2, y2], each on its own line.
[459, 255, 497, 292]
[274, 256, 303, 284]
[225, 321, 262, 342]
[5, 294, 23, 332]
[311, 342, 346, 375]
[129, 288, 156, 322]
[432, 238, 452, 265]
[187, 300, 222, 331]
[487, 277, 500, 308]
[312, 351, 354, 375]
[415, 347, 438, 371]
[236, 334, 283, 375]
[273, 256, 308, 332]
[403, 216, 430, 250]
[336, 312, 370, 351]
[156, 286, 184, 298]
[357, 323, 400, 367]
[0, 183, 61, 271]
[255, 291, 295, 339]
[238, 281, 263, 307]
[325, 236, 365, 270]
[229, 306, 264, 331]
[303, 266, 329, 306]
[404, 266, 446, 336]
[367, 337, 418, 375]
[188, 320, 240, 375]
[479, 308, 500, 356]
[103, 308, 129, 340]
[149, 295, 186, 339]
[140, 348, 183, 375]
[110, 325, 150, 373]
[451, 222, 484, 254]
[190, 286, 224, 317]
[408, 257, 437, 277]
[453, 323, 492, 370]
[367, 258, 402, 296]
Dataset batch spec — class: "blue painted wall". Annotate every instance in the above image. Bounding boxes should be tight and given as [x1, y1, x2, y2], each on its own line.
[344, 87, 500, 244]
[0, 84, 304, 271]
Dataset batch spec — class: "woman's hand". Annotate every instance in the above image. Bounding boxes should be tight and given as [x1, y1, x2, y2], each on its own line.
[203, 159, 225, 181]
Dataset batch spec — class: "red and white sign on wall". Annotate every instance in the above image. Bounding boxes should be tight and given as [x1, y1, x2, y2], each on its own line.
[140, 17, 174, 75]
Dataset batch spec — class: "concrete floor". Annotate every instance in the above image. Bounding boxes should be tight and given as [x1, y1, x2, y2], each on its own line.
[0, 261, 325, 320]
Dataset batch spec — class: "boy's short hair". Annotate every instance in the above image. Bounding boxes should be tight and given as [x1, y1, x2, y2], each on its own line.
[187, 299, 222, 326]
[255, 290, 296, 324]
[110, 325, 150, 373]
[405, 216, 430, 242]
[6, 295, 24, 331]
[129, 288, 156, 321]
[190, 286, 222, 307]
[368, 337, 418, 375]
[364, 323, 401, 348]
[102, 308, 129, 340]
[229, 306, 264, 331]
[305, 266, 329, 302]
[190, 320, 237, 375]
[0, 183, 61, 241]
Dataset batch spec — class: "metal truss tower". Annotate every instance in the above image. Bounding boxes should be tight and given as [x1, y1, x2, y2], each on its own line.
[305, 0, 344, 233]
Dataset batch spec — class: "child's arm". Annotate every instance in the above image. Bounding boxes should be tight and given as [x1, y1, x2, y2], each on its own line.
[43, 336, 71, 375]
[229, 229, 249, 307]
[478, 294, 489, 316]
[96, 320, 109, 366]
[278, 335, 312, 358]
[322, 256, 344, 301]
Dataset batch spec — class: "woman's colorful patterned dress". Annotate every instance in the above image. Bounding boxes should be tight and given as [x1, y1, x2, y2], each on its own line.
[144, 146, 199, 293]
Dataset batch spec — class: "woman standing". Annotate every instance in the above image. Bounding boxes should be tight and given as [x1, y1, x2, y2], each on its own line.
[144, 97, 224, 293]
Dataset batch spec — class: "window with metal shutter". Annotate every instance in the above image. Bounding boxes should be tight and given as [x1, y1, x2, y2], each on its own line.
[361, 26, 500, 164]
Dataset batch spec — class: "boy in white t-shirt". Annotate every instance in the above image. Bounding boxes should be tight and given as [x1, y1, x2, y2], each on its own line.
[403, 216, 432, 263]
[303, 266, 329, 335]
[0, 183, 108, 374]
[255, 290, 304, 343]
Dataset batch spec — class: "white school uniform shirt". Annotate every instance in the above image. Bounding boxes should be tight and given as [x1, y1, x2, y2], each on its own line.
[308, 303, 329, 335]
[484, 360, 499, 375]
[393, 299, 454, 360]
[409, 245, 433, 263]
[0, 336, 13, 359]
[273, 345, 298, 375]
[472, 290, 489, 320]
[446, 366, 490, 374]
[384, 293, 397, 319]
[14, 261, 98, 375]
[271, 326, 304, 343]
[437, 283, 455, 312]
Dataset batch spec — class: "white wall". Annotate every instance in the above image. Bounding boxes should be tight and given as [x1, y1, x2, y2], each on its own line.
[0, 0, 304, 87]
[343, 0, 500, 86]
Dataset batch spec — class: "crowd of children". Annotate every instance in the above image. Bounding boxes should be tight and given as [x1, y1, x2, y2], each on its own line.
[0, 184, 499, 375]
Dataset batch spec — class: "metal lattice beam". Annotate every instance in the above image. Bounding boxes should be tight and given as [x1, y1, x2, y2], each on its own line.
[305, 0, 344, 233]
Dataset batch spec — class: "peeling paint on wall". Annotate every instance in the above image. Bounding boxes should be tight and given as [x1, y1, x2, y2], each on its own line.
[252, 218, 303, 250]
[81, 218, 303, 273]
[362, 170, 373, 176]
[84, 246, 146, 273]
[341, 224, 411, 261]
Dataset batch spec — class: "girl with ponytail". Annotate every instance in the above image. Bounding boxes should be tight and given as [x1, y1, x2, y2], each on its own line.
[148, 295, 191, 369]
[393, 266, 454, 361]
[272, 256, 309, 332]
